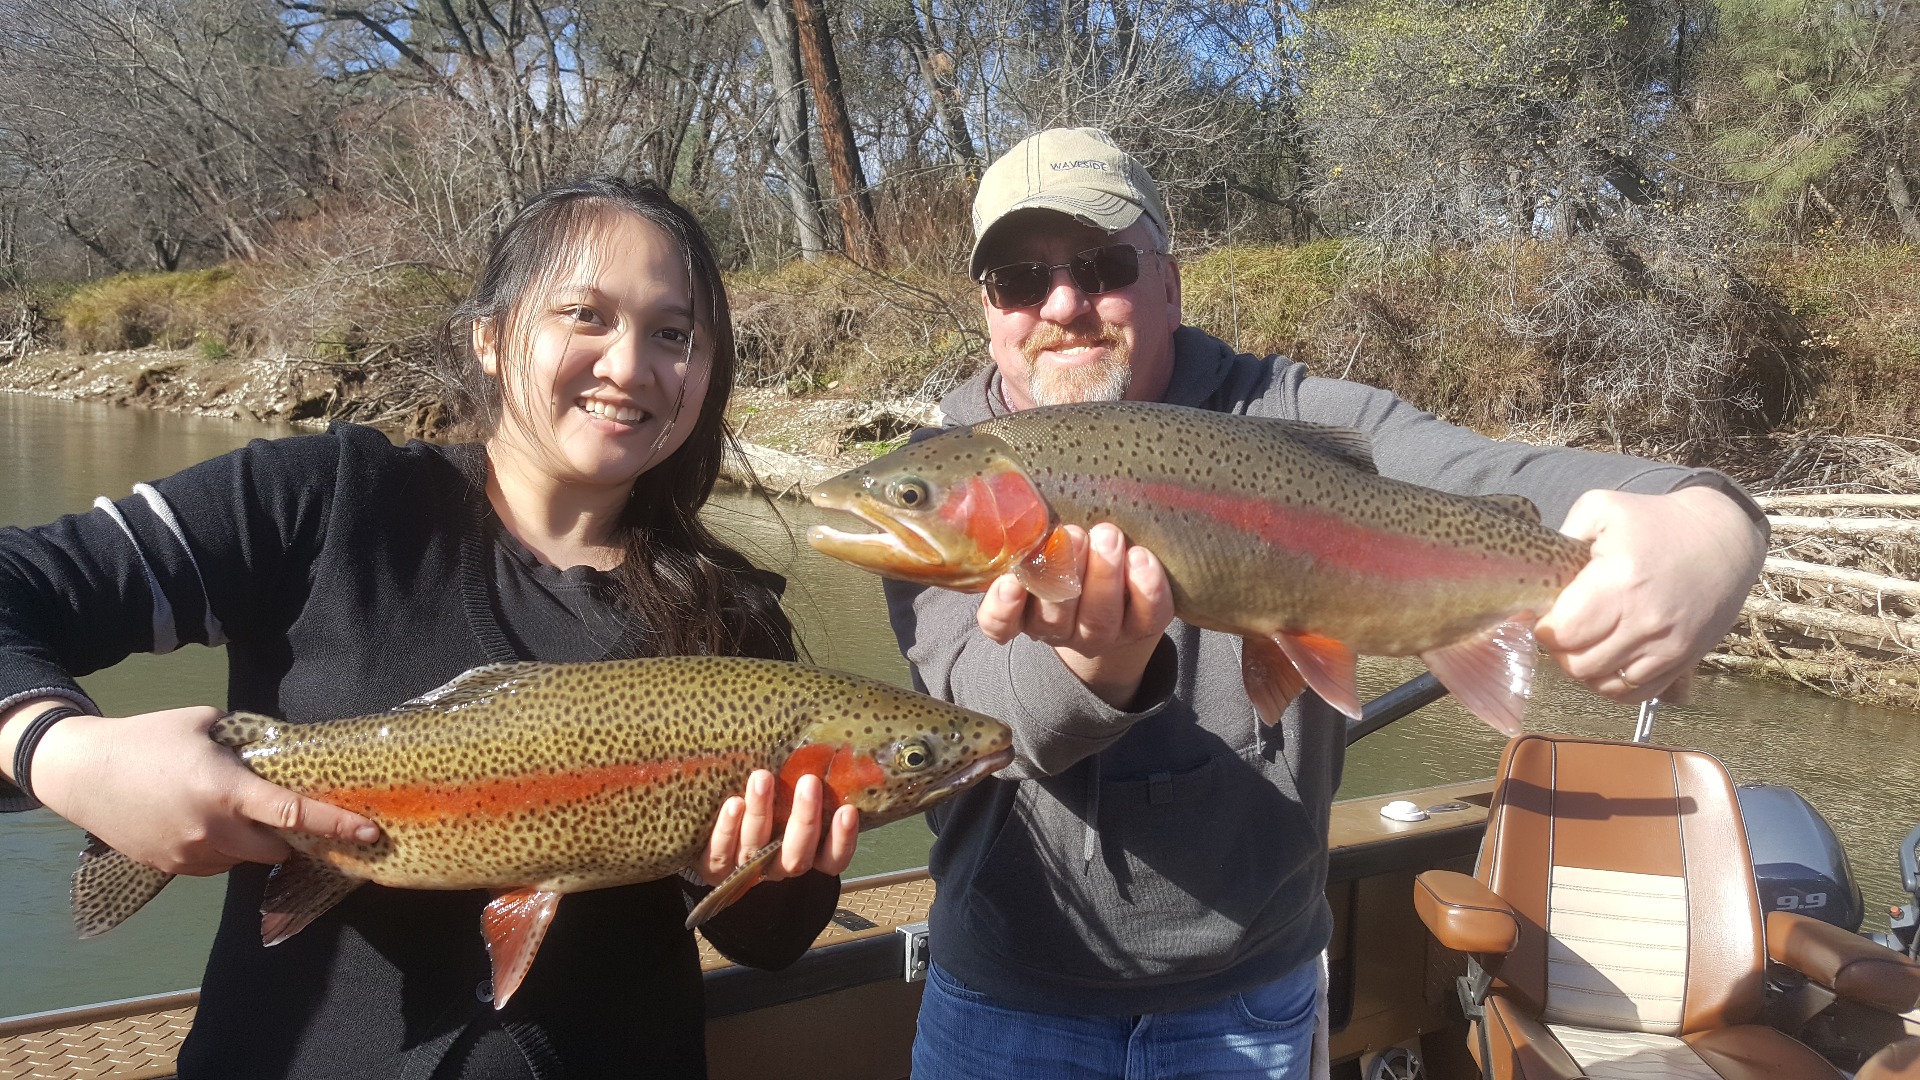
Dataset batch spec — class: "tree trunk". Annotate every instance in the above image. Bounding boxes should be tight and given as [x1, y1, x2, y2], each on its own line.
[905, 0, 977, 167]
[1888, 165, 1920, 243]
[790, 0, 882, 264]
[743, 0, 830, 260]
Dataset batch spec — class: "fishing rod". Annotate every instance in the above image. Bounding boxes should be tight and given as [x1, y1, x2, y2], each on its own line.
[1344, 673, 1449, 746]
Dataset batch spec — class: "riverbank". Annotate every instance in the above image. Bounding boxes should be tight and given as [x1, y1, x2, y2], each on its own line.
[9, 344, 1920, 710]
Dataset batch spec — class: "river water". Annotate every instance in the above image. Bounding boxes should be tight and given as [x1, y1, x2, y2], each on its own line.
[2, 393, 1917, 1018]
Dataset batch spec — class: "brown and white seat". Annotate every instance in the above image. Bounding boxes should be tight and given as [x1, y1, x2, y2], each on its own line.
[1414, 734, 1920, 1080]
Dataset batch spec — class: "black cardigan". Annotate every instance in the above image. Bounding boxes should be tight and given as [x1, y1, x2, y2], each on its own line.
[0, 423, 839, 1079]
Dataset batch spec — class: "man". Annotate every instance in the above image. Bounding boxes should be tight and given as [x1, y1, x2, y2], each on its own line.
[885, 127, 1767, 1079]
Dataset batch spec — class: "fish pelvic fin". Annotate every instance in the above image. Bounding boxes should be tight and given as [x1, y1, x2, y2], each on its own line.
[481, 887, 563, 1010]
[260, 852, 367, 946]
[1273, 632, 1362, 720]
[1241, 635, 1307, 726]
[396, 661, 553, 712]
[1421, 618, 1539, 738]
[1013, 525, 1083, 603]
[685, 839, 782, 930]
[72, 834, 174, 938]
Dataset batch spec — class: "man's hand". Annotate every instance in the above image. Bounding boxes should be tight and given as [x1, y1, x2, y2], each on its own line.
[1535, 485, 1766, 703]
[975, 522, 1175, 708]
[700, 771, 859, 885]
[24, 705, 382, 876]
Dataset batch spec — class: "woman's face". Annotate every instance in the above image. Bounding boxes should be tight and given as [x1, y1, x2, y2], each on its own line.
[475, 211, 714, 494]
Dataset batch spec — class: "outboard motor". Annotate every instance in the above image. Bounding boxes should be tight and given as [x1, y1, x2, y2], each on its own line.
[1736, 783, 1865, 933]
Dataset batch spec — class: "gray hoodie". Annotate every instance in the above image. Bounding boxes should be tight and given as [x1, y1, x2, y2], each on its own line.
[883, 326, 1760, 1017]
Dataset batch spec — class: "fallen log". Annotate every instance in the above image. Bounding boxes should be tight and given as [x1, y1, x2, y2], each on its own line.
[1765, 515, 1920, 541]
[1762, 557, 1920, 601]
[1754, 494, 1920, 511]
[1742, 595, 1920, 651]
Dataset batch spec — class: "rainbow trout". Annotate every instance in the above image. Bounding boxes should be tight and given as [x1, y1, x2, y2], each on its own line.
[807, 401, 1591, 735]
[71, 656, 1012, 1007]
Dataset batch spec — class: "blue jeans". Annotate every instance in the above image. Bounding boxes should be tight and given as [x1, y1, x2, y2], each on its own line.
[911, 959, 1320, 1080]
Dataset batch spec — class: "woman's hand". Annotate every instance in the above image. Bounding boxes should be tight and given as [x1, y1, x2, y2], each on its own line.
[25, 705, 382, 876]
[699, 770, 859, 885]
[1535, 486, 1766, 704]
[975, 522, 1175, 708]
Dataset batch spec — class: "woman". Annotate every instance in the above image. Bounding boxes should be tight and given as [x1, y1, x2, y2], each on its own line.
[0, 178, 855, 1077]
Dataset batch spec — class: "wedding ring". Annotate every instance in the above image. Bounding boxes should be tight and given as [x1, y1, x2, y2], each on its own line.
[1617, 668, 1640, 690]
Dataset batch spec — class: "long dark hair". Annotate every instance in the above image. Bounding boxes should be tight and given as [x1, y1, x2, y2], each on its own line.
[439, 177, 794, 661]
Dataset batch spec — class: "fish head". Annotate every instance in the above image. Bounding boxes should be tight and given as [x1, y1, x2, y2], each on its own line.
[807, 429, 1055, 591]
[777, 680, 1014, 829]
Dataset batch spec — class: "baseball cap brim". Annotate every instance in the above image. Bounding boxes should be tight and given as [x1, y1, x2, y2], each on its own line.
[968, 195, 1147, 280]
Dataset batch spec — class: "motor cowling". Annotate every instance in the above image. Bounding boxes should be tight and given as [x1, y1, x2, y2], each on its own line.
[1737, 783, 1866, 934]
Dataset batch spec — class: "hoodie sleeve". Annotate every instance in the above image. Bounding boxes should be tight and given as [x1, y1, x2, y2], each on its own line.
[0, 432, 342, 809]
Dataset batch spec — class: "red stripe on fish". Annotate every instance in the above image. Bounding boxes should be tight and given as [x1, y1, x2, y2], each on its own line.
[319, 751, 764, 824]
[1094, 477, 1542, 582]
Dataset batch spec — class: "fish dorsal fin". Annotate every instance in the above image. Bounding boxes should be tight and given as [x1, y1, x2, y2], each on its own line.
[396, 661, 552, 712]
[1472, 493, 1543, 523]
[481, 887, 564, 1009]
[1420, 618, 1539, 738]
[260, 852, 367, 946]
[209, 710, 277, 749]
[1252, 417, 1377, 474]
[685, 839, 784, 929]
[72, 834, 174, 939]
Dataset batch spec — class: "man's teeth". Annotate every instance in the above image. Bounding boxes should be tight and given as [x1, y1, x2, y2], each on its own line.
[581, 400, 646, 423]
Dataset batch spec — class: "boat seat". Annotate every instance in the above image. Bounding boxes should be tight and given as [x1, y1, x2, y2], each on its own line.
[1413, 734, 1920, 1080]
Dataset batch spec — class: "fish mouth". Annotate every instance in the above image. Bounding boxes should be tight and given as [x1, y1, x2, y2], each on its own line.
[806, 494, 949, 574]
[913, 746, 1015, 807]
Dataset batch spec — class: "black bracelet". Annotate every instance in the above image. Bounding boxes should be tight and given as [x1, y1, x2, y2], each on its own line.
[11, 705, 83, 807]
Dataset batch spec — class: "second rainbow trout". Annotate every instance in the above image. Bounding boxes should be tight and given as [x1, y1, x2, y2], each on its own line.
[807, 401, 1590, 735]
[70, 656, 1013, 1007]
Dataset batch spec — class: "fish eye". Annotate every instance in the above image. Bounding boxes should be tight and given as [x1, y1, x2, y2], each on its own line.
[886, 477, 930, 509]
[895, 739, 933, 771]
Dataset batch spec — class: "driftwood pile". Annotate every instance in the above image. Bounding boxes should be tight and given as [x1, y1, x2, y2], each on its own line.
[1708, 488, 1920, 708]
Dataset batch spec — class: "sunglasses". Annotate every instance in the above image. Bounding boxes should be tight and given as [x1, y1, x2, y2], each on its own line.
[979, 244, 1157, 310]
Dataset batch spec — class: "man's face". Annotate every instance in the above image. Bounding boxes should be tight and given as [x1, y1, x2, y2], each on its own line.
[977, 210, 1181, 412]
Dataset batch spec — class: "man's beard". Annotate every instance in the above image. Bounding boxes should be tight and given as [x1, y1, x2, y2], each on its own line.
[1022, 321, 1132, 406]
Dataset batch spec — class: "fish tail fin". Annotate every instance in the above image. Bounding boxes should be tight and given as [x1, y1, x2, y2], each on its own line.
[1013, 526, 1082, 603]
[1273, 632, 1362, 720]
[481, 888, 563, 1009]
[1241, 635, 1307, 726]
[685, 839, 782, 930]
[1421, 618, 1538, 737]
[260, 852, 367, 946]
[72, 834, 175, 938]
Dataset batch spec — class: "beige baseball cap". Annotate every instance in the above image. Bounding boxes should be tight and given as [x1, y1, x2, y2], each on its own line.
[969, 127, 1169, 280]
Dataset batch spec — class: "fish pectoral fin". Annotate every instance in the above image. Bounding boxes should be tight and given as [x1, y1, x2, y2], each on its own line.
[1013, 526, 1083, 603]
[1421, 618, 1539, 738]
[684, 839, 782, 930]
[72, 834, 174, 939]
[260, 852, 367, 946]
[396, 661, 552, 713]
[1272, 632, 1362, 720]
[481, 887, 563, 1010]
[1241, 635, 1307, 726]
